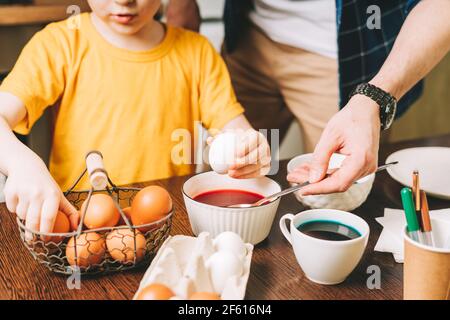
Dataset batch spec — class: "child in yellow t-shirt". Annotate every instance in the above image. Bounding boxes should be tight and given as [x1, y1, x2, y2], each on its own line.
[0, 1, 271, 237]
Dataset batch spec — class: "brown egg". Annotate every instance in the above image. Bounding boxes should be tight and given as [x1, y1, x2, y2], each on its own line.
[81, 194, 120, 229]
[190, 292, 221, 300]
[66, 232, 106, 269]
[131, 186, 172, 231]
[44, 211, 70, 243]
[136, 283, 174, 300]
[106, 229, 146, 263]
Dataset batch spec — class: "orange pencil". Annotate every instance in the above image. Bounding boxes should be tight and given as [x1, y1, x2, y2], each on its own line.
[412, 170, 420, 211]
[420, 190, 434, 246]
[412, 170, 423, 230]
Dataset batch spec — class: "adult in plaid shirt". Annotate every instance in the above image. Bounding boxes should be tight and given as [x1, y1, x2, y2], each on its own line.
[167, 0, 450, 194]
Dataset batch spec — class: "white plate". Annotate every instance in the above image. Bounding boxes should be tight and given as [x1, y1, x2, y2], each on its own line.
[386, 147, 450, 199]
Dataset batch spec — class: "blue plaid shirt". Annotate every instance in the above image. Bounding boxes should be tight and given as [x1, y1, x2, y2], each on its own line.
[224, 0, 423, 118]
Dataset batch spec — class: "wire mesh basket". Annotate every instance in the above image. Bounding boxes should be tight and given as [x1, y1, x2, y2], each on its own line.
[16, 151, 173, 275]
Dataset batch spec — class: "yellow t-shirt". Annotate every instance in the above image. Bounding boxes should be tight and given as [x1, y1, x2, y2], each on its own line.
[0, 13, 244, 190]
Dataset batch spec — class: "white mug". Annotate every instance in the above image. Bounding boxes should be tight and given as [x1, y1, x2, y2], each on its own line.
[279, 209, 370, 285]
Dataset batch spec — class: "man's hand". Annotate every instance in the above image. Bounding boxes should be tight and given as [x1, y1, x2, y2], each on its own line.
[287, 95, 380, 195]
[166, 0, 201, 32]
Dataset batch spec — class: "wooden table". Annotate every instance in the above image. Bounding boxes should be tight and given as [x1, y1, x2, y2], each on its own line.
[1, 134, 449, 300]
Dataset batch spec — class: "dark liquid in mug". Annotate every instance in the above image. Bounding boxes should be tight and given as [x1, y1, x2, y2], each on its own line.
[296, 220, 361, 241]
[193, 189, 264, 207]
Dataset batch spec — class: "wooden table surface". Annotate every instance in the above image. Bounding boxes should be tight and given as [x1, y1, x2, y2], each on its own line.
[0, 1, 90, 26]
[1, 134, 449, 300]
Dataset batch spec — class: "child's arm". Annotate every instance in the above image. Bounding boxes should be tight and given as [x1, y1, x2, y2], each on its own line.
[194, 34, 271, 178]
[166, 0, 201, 32]
[219, 114, 271, 179]
[0, 92, 78, 240]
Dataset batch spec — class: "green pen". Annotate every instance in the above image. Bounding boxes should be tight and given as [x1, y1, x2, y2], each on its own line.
[401, 187, 422, 243]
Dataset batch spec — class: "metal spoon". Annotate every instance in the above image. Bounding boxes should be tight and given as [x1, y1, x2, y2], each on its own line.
[228, 161, 398, 208]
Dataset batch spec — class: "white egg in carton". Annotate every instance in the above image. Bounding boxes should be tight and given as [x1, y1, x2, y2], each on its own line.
[134, 231, 253, 300]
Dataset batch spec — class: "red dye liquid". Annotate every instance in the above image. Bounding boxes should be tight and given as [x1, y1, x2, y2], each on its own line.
[193, 189, 265, 207]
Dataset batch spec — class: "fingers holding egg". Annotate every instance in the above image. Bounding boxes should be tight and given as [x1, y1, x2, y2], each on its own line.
[234, 129, 262, 160]
[229, 133, 271, 177]
[209, 130, 270, 178]
[228, 163, 269, 179]
[25, 202, 41, 242]
[43, 210, 70, 244]
[67, 210, 80, 232]
[208, 132, 239, 174]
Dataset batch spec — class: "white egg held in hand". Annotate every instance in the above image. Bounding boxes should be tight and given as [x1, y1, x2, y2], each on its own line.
[208, 132, 239, 174]
[206, 251, 243, 293]
[214, 231, 247, 261]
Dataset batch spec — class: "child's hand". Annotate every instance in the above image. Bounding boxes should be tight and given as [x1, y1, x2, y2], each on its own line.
[220, 129, 271, 179]
[212, 115, 271, 179]
[3, 157, 79, 241]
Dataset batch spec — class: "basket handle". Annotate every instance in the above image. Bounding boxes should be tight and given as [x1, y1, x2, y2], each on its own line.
[85, 151, 108, 190]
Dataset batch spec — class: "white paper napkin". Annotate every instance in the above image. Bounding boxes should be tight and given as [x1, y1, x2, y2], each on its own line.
[374, 208, 450, 263]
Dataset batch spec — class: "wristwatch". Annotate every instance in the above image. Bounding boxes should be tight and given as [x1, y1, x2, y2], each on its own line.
[349, 83, 397, 130]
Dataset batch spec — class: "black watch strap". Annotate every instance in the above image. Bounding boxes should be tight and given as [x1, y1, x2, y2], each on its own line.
[349, 83, 397, 130]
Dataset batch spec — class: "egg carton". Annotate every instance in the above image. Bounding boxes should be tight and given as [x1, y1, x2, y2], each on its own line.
[134, 232, 253, 300]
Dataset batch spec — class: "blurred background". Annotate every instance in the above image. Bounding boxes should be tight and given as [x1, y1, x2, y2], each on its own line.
[0, 0, 449, 164]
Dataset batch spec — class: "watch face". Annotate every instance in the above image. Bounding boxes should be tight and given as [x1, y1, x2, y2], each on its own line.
[384, 101, 397, 129]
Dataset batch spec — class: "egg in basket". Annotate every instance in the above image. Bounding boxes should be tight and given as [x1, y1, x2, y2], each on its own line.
[16, 151, 174, 275]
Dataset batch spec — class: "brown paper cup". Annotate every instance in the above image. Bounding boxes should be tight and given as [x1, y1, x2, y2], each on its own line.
[403, 223, 450, 300]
